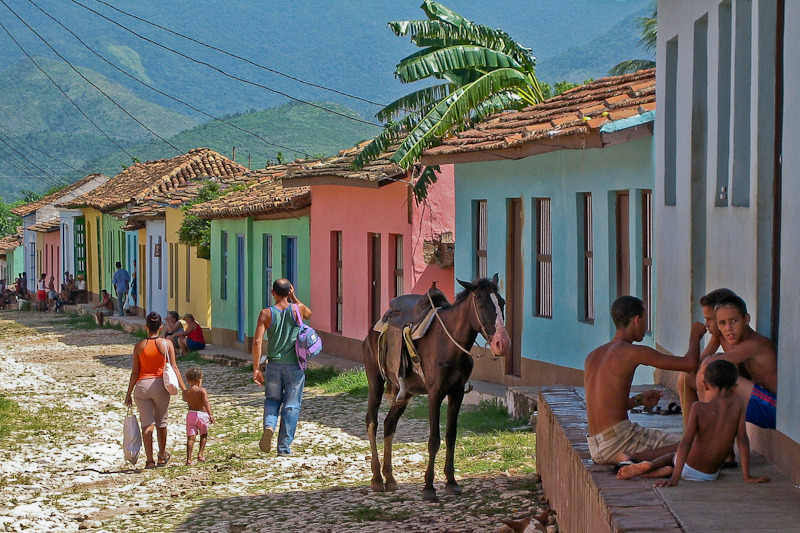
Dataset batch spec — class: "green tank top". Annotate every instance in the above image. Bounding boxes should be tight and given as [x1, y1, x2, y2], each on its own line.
[266, 306, 299, 364]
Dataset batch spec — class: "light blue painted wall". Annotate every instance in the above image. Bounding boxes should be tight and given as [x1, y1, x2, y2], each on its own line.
[454, 135, 655, 376]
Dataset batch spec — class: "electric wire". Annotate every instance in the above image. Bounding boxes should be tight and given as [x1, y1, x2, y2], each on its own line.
[0, 124, 83, 173]
[22, 0, 314, 159]
[0, 131, 67, 187]
[0, 126, 75, 180]
[0, 22, 136, 161]
[1, 0, 183, 156]
[67, 0, 384, 128]
[89, 0, 386, 108]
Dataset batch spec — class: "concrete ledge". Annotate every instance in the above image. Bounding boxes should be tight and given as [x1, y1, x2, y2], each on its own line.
[536, 387, 682, 533]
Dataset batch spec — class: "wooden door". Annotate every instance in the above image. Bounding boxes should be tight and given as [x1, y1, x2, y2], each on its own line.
[369, 233, 381, 327]
[506, 199, 523, 376]
[616, 192, 630, 298]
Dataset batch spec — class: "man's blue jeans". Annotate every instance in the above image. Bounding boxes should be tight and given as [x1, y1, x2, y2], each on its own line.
[263, 362, 305, 454]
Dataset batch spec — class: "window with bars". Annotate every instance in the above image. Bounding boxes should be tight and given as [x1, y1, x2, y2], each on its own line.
[475, 200, 487, 279]
[391, 234, 404, 298]
[263, 233, 273, 308]
[332, 231, 343, 332]
[535, 198, 553, 318]
[642, 190, 654, 333]
[581, 193, 594, 323]
[220, 231, 228, 300]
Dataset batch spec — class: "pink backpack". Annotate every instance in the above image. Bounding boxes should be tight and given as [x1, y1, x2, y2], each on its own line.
[292, 304, 322, 370]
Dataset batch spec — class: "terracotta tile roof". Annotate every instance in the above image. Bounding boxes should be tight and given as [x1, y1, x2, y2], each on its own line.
[27, 217, 61, 233]
[424, 69, 656, 160]
[189, 163, 311, 220]
[57, 148, 249, 212]
[0, 226, 23, 252]
[114, 173, 258, 230]
[11, 173, 109, 217]
[281, 140, 408, 184]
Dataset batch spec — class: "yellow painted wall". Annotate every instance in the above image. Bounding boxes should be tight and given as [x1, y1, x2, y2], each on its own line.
[82, 207, 103, 298]
[165, 207, 211, 328]
[137, 228, 147, 311]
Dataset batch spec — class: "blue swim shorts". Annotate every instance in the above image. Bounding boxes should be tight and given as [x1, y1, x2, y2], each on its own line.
[746, 383, 776, 429]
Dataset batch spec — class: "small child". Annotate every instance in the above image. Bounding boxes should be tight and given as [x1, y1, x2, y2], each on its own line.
[183, 367, 215, 466]
[617, 359, 770, 485]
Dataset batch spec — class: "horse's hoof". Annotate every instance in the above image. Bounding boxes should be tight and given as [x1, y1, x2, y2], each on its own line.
[445, 483, 462, 496]
[370, 480, 386, 492]
[422, 488, 438, 501]
[385, 480, 399, 491]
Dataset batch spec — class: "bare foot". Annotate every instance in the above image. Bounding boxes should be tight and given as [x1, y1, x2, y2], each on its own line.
[642, 466, 673, 478]
[617, 461, 654, 480]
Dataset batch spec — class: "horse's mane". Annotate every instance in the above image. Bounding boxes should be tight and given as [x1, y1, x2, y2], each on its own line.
[444, 278, 497, 309]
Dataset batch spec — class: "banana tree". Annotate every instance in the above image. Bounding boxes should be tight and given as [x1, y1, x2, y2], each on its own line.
[352, 0, 545, 201]
[608, 7, 657, 76]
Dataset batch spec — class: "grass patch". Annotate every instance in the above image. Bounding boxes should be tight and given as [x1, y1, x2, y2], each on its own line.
[64, 313, 96, 329]
[346, 504, 414, 522]
[177, 351, 211, 365]
[455, 431, 536, 476]
[306, 367, 369, 397]
[406, 398, 527, 433]
[0, 395, 76, 443]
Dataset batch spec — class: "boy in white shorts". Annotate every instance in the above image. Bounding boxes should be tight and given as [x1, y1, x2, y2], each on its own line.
[617, 360, 770, 485]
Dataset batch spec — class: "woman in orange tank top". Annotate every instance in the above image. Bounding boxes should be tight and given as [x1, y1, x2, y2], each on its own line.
[125, 312, 186, 468]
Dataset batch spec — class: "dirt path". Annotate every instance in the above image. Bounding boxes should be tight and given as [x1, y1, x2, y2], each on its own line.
[0, 311, 550, 533]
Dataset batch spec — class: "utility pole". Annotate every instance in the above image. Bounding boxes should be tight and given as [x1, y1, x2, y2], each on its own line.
[248, 153, 251, 170]
[232, 146, 237, 163]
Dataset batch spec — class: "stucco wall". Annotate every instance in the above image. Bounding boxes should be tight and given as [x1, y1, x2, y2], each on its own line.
[454, 136, 655, 376]
[41, 230, 60, 289]
[307, 173, 455, 347]
[83, 208, 102, 298]
[166, 208, 211, 328]
[210, 216, 310, 347]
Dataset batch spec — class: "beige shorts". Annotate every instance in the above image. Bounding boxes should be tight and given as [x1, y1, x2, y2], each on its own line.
[134, 377, 171, 428]
[586, 419, 681, 464]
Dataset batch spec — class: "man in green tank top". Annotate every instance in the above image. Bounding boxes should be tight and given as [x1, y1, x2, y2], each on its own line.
[252, 278, 312, 455]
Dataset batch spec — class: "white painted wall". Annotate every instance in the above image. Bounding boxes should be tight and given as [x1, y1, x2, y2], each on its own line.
[146, 220, 168, 317]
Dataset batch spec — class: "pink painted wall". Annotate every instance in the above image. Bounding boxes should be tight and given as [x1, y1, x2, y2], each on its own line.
[42, 230, 60, 290]
[308, 165, 455, 342]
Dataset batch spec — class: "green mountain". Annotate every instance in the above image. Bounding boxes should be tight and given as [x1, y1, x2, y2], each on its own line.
[83, 101, 379, 175]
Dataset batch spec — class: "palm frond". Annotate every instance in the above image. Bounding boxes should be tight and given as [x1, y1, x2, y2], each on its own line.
[638, 7, 657, 52]
[376, 84, 453, 122]
[515, 69, 546, 106]
[391, 67, 528, 170]
[473, 91, 524, 122]
[421, 0, 472, 27]
[396, 45, 521, 84]
[388, 20, 535, 70]
[350, 125, 405, 171]
[607, 59, 655, 76]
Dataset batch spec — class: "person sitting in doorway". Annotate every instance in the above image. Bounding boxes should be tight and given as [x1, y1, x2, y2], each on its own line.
[93, 290, 114, 325]
[172, 313, 206, 355]
[70, 275, 87, 304]
[164, 311, 184, 348]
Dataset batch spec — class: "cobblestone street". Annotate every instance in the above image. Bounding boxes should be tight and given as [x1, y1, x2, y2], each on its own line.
[0, 312, 548, 533]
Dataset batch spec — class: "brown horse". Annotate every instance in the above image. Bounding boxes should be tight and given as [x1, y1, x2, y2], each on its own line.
[363, 275, 511, 501]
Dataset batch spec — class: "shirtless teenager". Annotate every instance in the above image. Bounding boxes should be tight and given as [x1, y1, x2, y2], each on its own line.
[678, 288, 736, 420]
[617, 359, 770, 485]
[585, 295, 706, 464]
[697, 295, 778, 429]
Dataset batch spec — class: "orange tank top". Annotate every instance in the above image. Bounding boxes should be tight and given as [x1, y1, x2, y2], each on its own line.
[137, 338, 168, 381]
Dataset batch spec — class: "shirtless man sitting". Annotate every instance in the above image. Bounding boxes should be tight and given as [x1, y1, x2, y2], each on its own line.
[585, 295, 706, 464]
[697, 294, 777, 429]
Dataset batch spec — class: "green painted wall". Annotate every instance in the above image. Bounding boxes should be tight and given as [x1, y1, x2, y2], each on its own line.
[7, 246, 24, 279]
[210, 216, 310, 341]
[101, 213, 126, 296]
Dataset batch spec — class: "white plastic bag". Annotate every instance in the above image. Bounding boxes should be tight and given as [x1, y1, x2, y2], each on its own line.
[123, 408, 142, 465]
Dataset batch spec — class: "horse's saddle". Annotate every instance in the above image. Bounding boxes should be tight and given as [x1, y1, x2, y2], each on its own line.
[381, 285, 450, 330]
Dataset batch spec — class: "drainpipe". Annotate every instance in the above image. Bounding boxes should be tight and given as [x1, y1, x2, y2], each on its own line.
[770, 0, 784, 343]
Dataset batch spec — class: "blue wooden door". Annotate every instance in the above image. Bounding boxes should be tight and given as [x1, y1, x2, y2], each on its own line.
[237, 234, 246, 343]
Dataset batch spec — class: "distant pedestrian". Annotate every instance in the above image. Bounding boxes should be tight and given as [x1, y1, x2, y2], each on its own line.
[36, 273, 47, 312]
[17, 272, 27, 299]
[252, 279, 312, 456]
[112, 262, 130, 317]
[182, 366, 215, 465]
[92, 290, 114, 325]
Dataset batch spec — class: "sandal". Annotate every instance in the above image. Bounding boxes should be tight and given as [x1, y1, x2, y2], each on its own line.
[145, 460, 156, 469]
[157, 452, 171, 467]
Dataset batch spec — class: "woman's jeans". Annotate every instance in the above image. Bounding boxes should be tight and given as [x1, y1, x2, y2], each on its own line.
[263, 362, 305, 454]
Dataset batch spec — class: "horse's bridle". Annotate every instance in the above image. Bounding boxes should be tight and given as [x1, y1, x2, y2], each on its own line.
[427, 290, 494, 358]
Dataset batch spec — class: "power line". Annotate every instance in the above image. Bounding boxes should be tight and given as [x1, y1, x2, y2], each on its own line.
[0, 124, 83, 173]
[0, 131, 66, 187]
[90, 0, 386, 108]
[22, 0, 314, 159]
[67, 0, 383, 129]
[1, 0, 183, 156]
[0, 22, 136, 162]
[0, 125, 76, 178]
